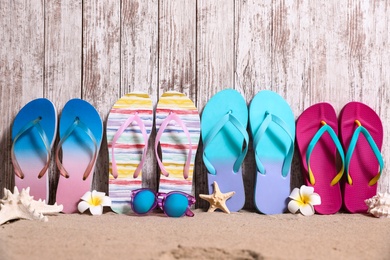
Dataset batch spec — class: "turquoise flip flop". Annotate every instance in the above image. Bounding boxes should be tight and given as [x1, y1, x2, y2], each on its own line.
[55, 99, 103, 213]
[201, 89, 249, 212]
[11, 98, 57, 202]
[249, 90, 295, 214]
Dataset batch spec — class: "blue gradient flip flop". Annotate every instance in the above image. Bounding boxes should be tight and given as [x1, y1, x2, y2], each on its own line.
[55, 99, 103, 213]
[249, 90, 295, 214]
[201, 89, 249, 212]
[12, 98, 57, 202]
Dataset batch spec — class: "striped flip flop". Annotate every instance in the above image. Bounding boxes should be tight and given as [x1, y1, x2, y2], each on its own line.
[155, 91, 200, 195]
[107, 92, 153, 214]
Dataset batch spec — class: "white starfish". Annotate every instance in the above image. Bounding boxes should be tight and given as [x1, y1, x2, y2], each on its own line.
[0, 187, 63, 225]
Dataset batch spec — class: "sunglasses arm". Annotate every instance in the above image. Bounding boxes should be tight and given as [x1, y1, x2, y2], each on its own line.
[185, 208, 195, 217]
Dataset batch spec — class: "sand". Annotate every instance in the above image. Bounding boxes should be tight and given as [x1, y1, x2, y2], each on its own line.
[1, 210, 389, 260]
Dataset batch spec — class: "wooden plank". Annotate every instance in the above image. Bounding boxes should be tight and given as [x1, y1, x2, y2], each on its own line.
[83, 0, 121, 193]
[0, 0, 44, 195]
[235, 0, 273, 99]
[44, 0, 83, 202]
[121, 0, 158, 98]
[45, 0, 83, 107]
[197, 0, 235, 107]
[159, 0, 196, 99]
[196, 0, 235, 208]
[121, 0, 159, 189]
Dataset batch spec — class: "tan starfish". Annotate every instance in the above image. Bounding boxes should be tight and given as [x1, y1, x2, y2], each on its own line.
[199, 181, 235, 214]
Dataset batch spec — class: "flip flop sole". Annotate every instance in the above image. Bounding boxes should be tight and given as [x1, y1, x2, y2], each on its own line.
[56, 99, 103, 214]
[296, 103, 342, 214]
[201, 89, 248, 212]
[249, 90, 295, 214]
[156, 92, 200, 195]
[12, 98, 57, 202]
[340, 102, 383, 213]
[107, 92, 153, 214]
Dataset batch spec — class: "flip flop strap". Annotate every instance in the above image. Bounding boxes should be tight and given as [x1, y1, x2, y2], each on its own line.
[11, 117, 51, 179]
[345, 120, 383, 186]
[253, 112, 294, 177]
[203, 111, 249, 175]
[55, 117, 98, 180]
[110, 113, 149, 179]
[306, 121, 345, 186]
[155, 112, 193, 179]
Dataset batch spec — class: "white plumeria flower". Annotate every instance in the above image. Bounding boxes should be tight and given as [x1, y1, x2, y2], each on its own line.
[78, 190, 111, 216]
[288, 185, 321, 216]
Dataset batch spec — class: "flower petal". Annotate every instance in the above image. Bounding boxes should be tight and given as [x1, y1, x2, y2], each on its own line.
[299, 185, 314, 198]
[289, 188, 301, 201]
[101, 196, 111, 207]
[91, 190, 106, 199]
[80, 191, 92, 202]
[309, 193, 321, 206]
[89, 205, 103, 216]
[300, 203, 315, 216]
[78, 201, 90, 213]
[288, 200, 301, 214]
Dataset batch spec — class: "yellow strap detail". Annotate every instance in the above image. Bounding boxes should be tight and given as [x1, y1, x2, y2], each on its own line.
[320, 120, 327, 126]
[355, 120, 362, 127]
[347, 173, 353, 185]
[308, 168, 316, 185]
[330, 163, 345, 186]
[369, 172, 381, 186]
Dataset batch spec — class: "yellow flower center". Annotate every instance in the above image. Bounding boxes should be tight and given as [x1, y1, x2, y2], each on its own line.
[90, 196, 102, 206]
[300, 194, 310, 205]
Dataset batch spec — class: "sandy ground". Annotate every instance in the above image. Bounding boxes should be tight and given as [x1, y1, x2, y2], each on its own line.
[1, 210, 389, 260]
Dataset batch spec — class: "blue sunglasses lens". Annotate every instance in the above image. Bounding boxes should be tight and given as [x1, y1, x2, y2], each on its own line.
[164, 193, 189, 217]
[132, 190, 156, 214]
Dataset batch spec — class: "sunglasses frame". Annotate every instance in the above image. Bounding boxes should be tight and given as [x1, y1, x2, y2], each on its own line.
[130, 188, 196, 217]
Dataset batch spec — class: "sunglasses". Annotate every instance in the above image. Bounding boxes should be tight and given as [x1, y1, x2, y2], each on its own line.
[130, 188, 196, 217]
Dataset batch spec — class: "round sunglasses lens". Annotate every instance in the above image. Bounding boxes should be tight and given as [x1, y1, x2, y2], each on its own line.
[132, 190, 155, 214]
[164, 193, 188, 217]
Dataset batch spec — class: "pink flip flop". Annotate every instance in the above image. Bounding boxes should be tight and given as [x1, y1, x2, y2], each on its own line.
[339, 102, 384, 213]
[296, 103, 345, 214]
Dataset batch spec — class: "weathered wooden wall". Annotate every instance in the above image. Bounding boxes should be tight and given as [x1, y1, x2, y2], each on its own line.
[1, 0, 389, 209]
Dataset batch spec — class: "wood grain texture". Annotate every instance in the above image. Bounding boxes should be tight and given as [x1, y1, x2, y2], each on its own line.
[83, 0, 120, 193]
[0, 0, 44, 196]
[159, 0, 196, 98]
[120, 0, 159, 190]
[121, 0, 158, 98]
[45, 0, 82, 106]
[0, 0, 389, 207]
